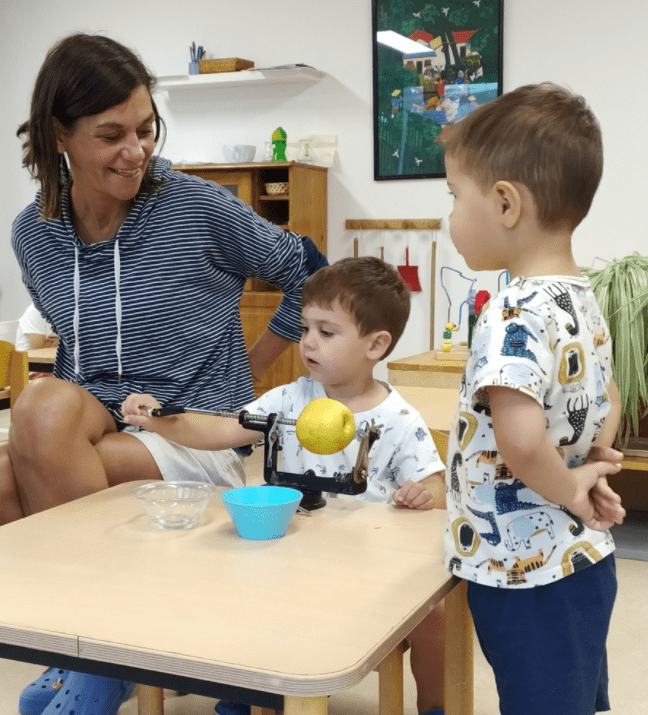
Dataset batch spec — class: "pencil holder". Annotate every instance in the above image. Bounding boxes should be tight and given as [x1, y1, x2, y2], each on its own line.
[188, 62, 200, 75]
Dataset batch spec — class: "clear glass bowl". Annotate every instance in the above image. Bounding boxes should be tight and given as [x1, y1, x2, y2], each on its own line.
[133, 481, 217, 529]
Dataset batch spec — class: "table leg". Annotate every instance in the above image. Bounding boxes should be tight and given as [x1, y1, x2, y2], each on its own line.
[283, 695, 328, 714]
[377, 644, 404, 715]
[444, 579, 473, 715]
[138, 684, 164, 715]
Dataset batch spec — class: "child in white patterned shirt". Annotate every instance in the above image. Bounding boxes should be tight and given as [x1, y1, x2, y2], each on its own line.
[443, 82, 626, 715]
[124, 257, 447, 715]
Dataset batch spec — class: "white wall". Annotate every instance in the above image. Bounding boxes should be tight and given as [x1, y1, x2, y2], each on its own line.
[1, 0, 646, 381]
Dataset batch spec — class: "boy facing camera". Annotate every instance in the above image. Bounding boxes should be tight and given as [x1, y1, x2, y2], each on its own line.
[124, 257, 447, 715]
[443, 83, 625, 715]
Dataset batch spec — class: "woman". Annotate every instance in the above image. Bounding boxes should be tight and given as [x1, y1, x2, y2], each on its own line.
[6, 33, 326, 715]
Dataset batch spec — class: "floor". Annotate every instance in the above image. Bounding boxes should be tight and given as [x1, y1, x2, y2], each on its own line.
[0, 416, 646, 714]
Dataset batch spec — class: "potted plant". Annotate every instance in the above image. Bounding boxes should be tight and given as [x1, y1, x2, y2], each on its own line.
[582, 253, 648, 450]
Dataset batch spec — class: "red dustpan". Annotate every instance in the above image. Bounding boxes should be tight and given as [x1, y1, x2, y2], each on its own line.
[398, 247, 422, 291]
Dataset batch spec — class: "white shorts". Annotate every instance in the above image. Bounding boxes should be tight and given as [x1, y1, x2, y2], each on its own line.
[129, 430, 246, 488]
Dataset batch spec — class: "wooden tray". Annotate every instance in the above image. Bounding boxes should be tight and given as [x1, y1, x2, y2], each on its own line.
[199, 58, 254, 73]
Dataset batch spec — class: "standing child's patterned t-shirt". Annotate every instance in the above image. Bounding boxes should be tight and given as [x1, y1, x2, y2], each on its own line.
[444, 275, 615, 588]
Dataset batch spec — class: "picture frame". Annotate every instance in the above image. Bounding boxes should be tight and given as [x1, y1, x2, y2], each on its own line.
[372, 0, 504, 180]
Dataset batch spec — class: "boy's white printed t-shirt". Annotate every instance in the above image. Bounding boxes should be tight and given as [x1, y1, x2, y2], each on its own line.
[246, 376, 444, 503]
[444, 275, 616, 588]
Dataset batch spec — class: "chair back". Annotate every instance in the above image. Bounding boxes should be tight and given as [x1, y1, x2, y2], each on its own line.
[0, 341, 13, 389]
[430, 429, 449, 464]
[0, 340, 29, 408]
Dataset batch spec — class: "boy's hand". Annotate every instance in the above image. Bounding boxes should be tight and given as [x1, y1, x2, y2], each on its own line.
[569, 460, 624, 530]
[121, 393, 161, 430]
[590, 475, 626, 525]
[586, 444, 624, 465]
[584, 445, 626, 527]
[393, 480, 434, 510]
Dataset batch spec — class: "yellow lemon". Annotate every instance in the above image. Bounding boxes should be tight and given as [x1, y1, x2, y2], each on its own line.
[296, 398, 355, 455]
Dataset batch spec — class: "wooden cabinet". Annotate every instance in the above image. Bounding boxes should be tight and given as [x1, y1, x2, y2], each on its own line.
[239, 292, 308, 397]
[175, 162, 327, 397]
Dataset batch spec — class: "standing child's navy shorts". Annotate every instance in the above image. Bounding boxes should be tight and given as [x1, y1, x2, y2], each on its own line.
[467, 553, 616, 715]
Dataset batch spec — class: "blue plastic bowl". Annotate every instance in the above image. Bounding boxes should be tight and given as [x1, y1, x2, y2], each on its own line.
[221, 486, 302, 540]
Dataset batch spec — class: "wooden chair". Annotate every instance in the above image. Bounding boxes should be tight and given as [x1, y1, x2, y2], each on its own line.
[137, 430, 452, 715]
[0, 340, 29, 443]
[0, 340, 29, 410]
[431, 429, 449, 464]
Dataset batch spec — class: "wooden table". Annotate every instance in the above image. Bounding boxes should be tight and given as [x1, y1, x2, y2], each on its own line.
[0, 482, 473, 715]
[27, 346, 56, 372]
[388, 350, 468, 389]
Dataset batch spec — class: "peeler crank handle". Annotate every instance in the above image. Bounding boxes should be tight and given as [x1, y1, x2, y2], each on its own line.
[148, 406, 297, 425]
[149, 405, 186, 417]
[148, 405, 229, 417]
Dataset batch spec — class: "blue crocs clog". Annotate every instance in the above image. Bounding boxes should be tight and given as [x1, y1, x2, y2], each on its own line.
[40, 672, 134, 715]
[215, 702, 251, 715]
[19, 668, 69, 715]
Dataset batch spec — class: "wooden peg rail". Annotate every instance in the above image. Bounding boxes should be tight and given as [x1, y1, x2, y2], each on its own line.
[345, 219, 441, 230]
[346, 218, 441, 349]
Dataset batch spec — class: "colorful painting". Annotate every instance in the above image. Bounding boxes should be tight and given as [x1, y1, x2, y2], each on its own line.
[372, 0, 504, 180]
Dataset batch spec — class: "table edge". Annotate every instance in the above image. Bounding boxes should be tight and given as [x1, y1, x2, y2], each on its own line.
[77, 579, 457, 696]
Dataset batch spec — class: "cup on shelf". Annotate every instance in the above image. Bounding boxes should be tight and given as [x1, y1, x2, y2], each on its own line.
[297, 139, 313, 163]
[188, 62, 200, 75]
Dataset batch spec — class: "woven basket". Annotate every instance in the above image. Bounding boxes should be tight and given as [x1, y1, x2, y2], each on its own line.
[265, 182, 289, 195]
[199, 58, 255, 74]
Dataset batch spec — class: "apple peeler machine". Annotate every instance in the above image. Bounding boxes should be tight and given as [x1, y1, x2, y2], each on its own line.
[149, 405, 382, 510]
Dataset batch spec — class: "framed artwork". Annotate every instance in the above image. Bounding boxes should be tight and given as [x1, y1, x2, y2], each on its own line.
[372, 0, 504, 180]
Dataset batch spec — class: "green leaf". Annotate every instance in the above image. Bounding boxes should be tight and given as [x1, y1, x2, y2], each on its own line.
[582, 254, 648, 441]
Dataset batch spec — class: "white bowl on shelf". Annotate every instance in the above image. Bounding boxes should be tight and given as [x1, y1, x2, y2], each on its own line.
[222, 145, 256, 163]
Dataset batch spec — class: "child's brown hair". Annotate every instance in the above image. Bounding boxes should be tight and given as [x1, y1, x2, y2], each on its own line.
[445, 82, 603, 231]
[301, 256, 410, 359]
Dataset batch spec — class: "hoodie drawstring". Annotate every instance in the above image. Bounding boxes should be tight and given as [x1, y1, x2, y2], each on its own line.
[73, 246, 81, 383]
[114, 238, 123, 383]
[72, 239, 123, 384]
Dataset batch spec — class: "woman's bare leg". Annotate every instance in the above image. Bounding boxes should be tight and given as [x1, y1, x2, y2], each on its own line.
[0, 444, 25, 524]
[8, 378, 119, 515]
[96, 432, 162, 486]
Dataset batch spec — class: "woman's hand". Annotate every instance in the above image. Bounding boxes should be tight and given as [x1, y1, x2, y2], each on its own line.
[121, 393, 161, 421]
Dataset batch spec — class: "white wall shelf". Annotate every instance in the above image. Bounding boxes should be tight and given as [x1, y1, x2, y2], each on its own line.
[157, 66, 325, 92]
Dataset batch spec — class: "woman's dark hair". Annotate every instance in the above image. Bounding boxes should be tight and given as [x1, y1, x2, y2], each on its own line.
[17, 33, 165, 220]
